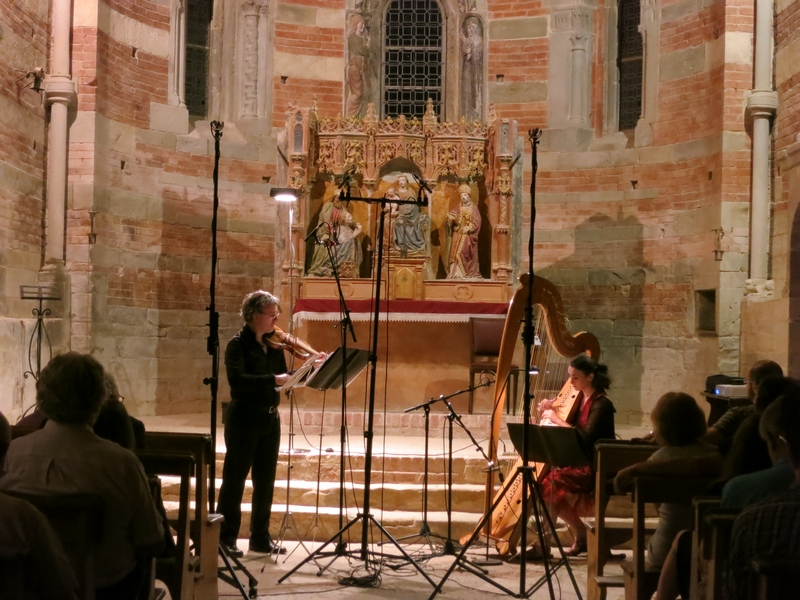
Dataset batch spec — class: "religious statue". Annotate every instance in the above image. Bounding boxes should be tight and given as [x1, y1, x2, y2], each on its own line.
[307, 193, 363, 278]
[387, 175, 430, 258]
[446, 184, 482, 279]
[345, 14, 373, 118]
[460, 16, 483, 121]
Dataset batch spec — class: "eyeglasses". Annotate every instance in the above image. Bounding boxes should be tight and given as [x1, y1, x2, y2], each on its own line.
[261, 311, 281, 319]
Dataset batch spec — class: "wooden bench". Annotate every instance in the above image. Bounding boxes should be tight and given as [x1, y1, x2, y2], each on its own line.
[4, 491, 104, 600]
[749, 555, 800, 599]
[621, 476, 714, 600]
[143, 431, 222, 600]
[586, 441, 658, 600]
[688, 498, 739, 600]
[137, 451, 197, 600]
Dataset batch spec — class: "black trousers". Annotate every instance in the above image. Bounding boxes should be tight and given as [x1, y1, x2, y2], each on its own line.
[217, 402, 281, 545]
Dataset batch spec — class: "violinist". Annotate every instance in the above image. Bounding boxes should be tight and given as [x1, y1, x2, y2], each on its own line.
[520, 354, 615, 560]
[217, 290, 323, 557]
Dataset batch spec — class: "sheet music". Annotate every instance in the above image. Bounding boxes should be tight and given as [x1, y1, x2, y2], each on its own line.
[277, 354, 320, 392]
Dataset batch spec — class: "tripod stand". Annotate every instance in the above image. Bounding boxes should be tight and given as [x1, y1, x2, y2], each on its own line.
[278, 178, 436, 589]
[429, 130, 583, 599]
[202, 120, 258, 599]
[389, 380, 494, 570]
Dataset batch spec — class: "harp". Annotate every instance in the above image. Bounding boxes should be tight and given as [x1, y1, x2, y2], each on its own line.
[462, 273, 600, 557]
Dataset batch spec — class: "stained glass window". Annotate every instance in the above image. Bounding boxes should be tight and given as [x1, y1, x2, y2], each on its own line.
[383, 0, 443, 119]
[185, 0, 213, 117]
[618, 0, 643, 131]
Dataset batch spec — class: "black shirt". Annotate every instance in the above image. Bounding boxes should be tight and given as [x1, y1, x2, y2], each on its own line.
[224, 325, 287, 411]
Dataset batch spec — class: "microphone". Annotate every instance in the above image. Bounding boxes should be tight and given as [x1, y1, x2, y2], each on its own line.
[411, 172, 433, 194]
[338, 165, 357, 194]
[304, 221, 332, 243]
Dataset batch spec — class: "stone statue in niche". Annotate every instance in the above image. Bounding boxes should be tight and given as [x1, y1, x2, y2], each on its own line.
[446, 184, 482, 279]
[386, 174, 430, 258]
[306, 192, 363, 278]
[460, 16, 483, 121]
[345, 13, 374, 118]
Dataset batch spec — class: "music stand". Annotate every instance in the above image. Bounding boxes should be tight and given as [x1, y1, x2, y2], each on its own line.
[506, 423, 589, 469]
[305, 347, 370, 391]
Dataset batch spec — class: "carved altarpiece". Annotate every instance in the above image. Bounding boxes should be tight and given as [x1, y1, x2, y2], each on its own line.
[277, 100, 517, 305]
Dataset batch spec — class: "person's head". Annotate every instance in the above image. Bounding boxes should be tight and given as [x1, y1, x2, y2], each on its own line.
[36, 352, 106, 426]
[458, 184, 472, 203]
[568, 354, 611, 395]
[759, 397, 791, 462]
[397, 175, 408, 188]
[650, 392, 707, 446]
[754, 375, 793, 412]
[775, 384, 800, 470]
[747, 360, 784, 401]
[241, 291, 281, 335]
[0, 411, 10, 468]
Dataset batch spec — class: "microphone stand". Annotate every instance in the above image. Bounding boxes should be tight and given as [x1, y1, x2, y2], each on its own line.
[203, 121, 257, 599]
[428, 131, 583, 599]
[278, 182, 436, 589]
[389, 380, 495, 570]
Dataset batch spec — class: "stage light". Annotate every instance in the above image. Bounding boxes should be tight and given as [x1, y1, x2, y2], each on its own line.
[269, 187, 297, 203]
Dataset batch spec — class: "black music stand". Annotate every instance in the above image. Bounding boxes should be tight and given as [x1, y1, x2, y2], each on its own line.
[506, 423, 589, 469]
[305, 347, 370, 391]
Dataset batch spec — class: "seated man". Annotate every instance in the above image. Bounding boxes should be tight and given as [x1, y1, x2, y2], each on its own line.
[726, 391, 800, 600]
[705, 359, 783, 453]
[0, 353, 164, 600]
[0, 411, 78, 600]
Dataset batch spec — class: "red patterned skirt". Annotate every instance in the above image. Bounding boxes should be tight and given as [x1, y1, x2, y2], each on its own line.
[539, 466, 595, 517]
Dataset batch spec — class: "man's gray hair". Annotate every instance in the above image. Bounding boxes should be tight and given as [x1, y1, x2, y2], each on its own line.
[241, 290, 280, 323]
[37, 352, 106, 425]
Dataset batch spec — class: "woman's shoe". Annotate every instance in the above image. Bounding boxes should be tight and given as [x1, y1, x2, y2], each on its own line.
[563, 537, 587, 557]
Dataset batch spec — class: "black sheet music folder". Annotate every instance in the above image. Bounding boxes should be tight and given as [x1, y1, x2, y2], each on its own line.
[506, 423, 590, 468]
[305, 346, 370, 391]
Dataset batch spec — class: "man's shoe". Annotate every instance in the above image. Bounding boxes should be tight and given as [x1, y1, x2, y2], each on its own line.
[249, 539, 287, 554]
[221, 541, 244, 558]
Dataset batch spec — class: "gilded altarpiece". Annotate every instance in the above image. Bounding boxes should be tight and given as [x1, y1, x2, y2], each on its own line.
[278, 101, 517, 305]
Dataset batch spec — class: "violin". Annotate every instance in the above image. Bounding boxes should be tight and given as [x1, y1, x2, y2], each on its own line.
[264, 326, 318, 359]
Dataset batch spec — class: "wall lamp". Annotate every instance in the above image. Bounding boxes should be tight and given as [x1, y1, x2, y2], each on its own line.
[269, 188, 298, 203]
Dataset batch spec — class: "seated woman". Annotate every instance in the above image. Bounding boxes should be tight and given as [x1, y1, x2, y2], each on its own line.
[639, 392, 718, 571]
[522, 354, 616, 559]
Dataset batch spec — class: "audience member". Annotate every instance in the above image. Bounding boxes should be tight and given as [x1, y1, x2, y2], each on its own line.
[616, 392, 718, 571]
[726, 391, 800, 599]
[0, 352, 164, 600]
[0, 411, 78, 600]
[705, 359, 783, 453]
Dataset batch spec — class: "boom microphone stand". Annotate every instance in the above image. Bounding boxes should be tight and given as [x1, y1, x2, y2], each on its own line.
[202, 121, 258, 599]
[279, 178, 436, 588]
[428, 130, 583, 599]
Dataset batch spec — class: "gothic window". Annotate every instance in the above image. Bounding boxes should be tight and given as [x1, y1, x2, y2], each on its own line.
[383, 0, 443, 119]
[185, 0, 213, 117]
[617, 0, 643, 130]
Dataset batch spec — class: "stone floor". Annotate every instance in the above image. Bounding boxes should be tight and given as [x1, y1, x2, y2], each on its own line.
[216, 540, 629, 599]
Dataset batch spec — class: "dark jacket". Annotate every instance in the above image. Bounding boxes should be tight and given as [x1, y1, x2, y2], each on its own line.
[224, 325, 287, 411]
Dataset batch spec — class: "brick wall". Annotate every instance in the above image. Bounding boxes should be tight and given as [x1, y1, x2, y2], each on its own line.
[0, 0, 49, 421]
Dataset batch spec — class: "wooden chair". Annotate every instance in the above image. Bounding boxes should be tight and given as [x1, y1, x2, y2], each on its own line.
[143, 431, 222, 600]
[749, 555, 800, 599]
[469, 316, 518, 413]
[586, 441, 659, 600]
[688, 498, 739, 600]
[621, 476, 715, 600]
[3, 491, 104, 600]
[137, 451, 197, 600]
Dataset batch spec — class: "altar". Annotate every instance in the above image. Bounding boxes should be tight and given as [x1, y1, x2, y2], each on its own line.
[275, 101, 521, 415]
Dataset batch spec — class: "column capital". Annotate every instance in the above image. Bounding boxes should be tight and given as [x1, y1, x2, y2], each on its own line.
[745, 90, 778, 120]
[43, 74, 76, 107]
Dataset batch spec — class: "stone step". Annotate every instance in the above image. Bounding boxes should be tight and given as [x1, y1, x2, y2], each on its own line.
[214, 451, 519, 486]
[160, 476, 489, 513]
[164, 500, 487, 544]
